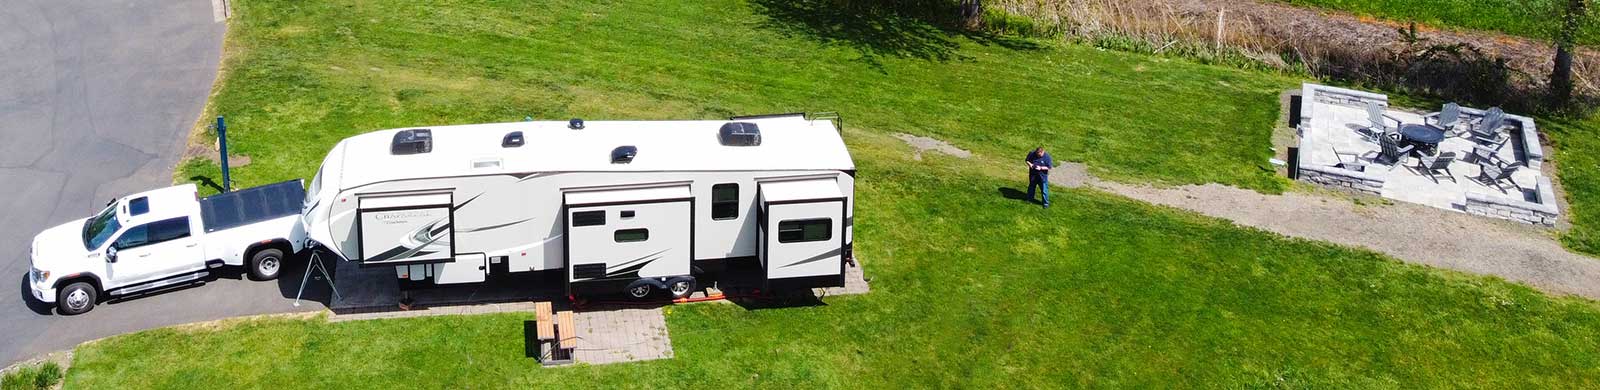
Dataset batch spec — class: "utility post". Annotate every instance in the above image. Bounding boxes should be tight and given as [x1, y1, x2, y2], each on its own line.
[217, 116, 232, 193]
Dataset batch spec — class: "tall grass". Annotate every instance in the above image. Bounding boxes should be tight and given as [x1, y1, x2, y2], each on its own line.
[0, 362, 62, 390]
[981, 0, 1588, 111]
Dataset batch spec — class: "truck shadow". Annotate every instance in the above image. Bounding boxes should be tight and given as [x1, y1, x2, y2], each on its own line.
[18, 273, 55, 315]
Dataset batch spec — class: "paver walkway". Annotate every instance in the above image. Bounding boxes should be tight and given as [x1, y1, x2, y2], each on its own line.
[1048, 163, 1600, 300]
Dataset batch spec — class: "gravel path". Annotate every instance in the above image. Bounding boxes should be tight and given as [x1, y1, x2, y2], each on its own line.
[1044, 165, 1600, 300]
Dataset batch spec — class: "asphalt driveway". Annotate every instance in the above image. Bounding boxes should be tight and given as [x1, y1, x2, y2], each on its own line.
[0, 0, 318, 367]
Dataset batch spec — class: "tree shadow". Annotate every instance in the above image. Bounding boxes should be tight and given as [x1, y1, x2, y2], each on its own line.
[188, 175, 224, 194]
[749, 0, 1040, 72]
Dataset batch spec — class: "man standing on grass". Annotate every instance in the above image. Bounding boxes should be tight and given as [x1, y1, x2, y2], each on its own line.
[1025, 146, 1053, 208]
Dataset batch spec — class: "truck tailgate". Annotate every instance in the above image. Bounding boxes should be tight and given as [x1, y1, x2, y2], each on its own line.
[199, 179, 305, 233]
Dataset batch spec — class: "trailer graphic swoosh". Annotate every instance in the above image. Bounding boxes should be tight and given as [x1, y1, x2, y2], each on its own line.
[779, 248, 841, 269]
[458, 217, 537, 233]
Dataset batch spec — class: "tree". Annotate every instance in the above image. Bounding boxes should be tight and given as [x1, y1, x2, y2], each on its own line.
[1552, 0, 1587, 108]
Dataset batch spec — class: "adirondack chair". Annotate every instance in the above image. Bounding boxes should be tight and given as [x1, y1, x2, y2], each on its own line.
[1469, 107, 1506, 143]
[1413, 152, 1456, 184]
[1474, 161, 1522, 193]
[1423, 102, 1463, 136]
[1360, 102, 1403, 142]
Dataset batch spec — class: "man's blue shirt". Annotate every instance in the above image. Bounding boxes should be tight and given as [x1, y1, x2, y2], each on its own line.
[1027, 152, 1053, 178]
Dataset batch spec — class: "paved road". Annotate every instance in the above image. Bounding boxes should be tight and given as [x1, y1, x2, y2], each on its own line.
[0, 0, 319, 367]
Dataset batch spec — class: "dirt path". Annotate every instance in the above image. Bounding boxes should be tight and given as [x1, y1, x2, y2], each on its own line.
[1047, 165, 1600, 300]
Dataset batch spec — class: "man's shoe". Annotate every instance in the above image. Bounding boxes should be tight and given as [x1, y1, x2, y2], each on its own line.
[1043, 203, 1050, 208]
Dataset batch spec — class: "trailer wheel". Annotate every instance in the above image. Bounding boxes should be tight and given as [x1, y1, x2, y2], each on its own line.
[248, 248, 285, 281]
[666, 277, 696, 299]
[625, 280, 653, 299]
[57, 282, 97, 315]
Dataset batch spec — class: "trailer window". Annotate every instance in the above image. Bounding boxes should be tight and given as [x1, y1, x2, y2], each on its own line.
[711, 183, 738, 220]
[571, 211, 605, 227]
[778, 219, 832, 243]
[614, 228, 649, 243]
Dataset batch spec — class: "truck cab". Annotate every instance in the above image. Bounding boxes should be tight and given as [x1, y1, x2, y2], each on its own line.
[27, 182, 305, 315]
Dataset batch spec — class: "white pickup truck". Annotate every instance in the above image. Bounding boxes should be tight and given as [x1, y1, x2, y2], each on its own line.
[27, 180, 306, 315]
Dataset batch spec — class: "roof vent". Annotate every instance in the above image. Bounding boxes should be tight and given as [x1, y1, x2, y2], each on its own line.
[718, 122, 761, 146]
[569, 118, 585, 130]
[502, 131, 524, 148]
[611, 146, 637, 164]
[391, 129, 433, 155]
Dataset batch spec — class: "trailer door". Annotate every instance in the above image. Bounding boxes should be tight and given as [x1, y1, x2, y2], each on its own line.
[355, 191, 455, 267]
[564, 184, 693, 296]
[759, 178, 846, 290]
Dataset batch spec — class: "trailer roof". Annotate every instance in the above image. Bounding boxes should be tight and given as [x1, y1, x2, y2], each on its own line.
[326, 115, 855, 191]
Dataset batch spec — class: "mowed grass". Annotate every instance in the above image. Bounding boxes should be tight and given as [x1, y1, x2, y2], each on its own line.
[184, 0, 1290, 194]
[1539, 117, 1600, 255]
[78, 0, 1600, 387]
[77, 138, 1600, 387]
[1273, 0, 1592, 44]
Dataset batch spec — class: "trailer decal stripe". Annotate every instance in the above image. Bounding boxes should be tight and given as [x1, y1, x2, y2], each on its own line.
[779, 248, 841, 269]
[605, 249, 668, 271]
[458, 217, 537, 233]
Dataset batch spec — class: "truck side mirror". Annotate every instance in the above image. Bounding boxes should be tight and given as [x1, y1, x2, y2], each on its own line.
[106, 247, 118, 263]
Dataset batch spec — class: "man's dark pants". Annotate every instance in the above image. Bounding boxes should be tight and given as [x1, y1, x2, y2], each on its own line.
[1027, 173, 1050, 206]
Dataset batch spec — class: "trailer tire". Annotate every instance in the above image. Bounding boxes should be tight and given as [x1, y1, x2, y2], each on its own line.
[248, 248, 285, 281]
[625, 280, 654, 300]
[57, 282, 97, 315]
[666, 277, 696, 299]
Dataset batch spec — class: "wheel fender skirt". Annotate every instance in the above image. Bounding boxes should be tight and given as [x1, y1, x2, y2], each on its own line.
[627, 278, 667, 291]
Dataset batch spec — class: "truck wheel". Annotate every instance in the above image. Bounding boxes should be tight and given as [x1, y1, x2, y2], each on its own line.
[248, 248, 285, 281]
[666, 277, 696, 299]
[57, 282, 97, 315]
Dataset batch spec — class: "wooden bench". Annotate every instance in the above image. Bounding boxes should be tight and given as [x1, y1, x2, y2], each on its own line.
[534, 302, 555, 341]
[557, 310, 577, 349]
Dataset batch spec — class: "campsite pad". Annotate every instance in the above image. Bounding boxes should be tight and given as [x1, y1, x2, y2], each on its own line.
[323, 260, 868, 365]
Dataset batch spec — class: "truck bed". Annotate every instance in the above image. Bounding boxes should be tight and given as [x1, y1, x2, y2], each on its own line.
[198, 179, 305, 233]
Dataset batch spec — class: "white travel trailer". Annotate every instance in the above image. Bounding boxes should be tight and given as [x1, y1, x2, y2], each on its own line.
[300, 114, 855, 299]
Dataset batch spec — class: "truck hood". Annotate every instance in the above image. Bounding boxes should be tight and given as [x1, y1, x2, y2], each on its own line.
[32, 220, 94, 270]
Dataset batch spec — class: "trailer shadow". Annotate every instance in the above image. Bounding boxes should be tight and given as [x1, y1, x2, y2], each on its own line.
[18, 273, 55, 315]
[728, 291, 827, 311]
[275, 252, 333, 307]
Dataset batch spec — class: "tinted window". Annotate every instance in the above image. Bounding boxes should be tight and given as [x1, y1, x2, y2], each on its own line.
[129, 197, 150, 216]
[614, 228, 649, 243]
[711, 183, 738, 220]
[572, 211, 605, 227]
[113, 225, 150, 249]
[149, 218, 191, 242]
[778, 219, 832, 243]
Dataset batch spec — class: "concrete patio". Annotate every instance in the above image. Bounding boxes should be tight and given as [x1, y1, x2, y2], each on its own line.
[1293, 84, 1560, 226]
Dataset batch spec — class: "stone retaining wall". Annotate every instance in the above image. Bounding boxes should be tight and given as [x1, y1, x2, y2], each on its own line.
[1297, 165, 1385, 195]
[1463, 177, 1560, 226]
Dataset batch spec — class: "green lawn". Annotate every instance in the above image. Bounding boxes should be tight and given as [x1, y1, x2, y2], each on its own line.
[79, 0, 1600, 387]
[184, 0, 1290, 195]
[1273, 0, 1593, 44]
[75, 140, 1600, 387]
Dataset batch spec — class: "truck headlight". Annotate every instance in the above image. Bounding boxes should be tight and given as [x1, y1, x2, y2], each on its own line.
[31, 267, 49, 282]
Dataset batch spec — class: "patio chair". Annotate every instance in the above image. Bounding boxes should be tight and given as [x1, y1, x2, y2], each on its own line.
[1464, 144, 1504, 166]
[1468, 107, 1506, 141]
[1473, 161, 1522, 193]
[1330, 147, 1369, 172]
[1375, 133, 1415, 166]
[1361, 102, 1403, 141]
[1423, 102, 1464, 136]
[1412, 152, 1457, 183]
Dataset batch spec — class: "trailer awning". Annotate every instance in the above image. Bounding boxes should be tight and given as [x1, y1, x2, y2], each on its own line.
[564, 184, 692, 207]
[759, 178, 843, 203]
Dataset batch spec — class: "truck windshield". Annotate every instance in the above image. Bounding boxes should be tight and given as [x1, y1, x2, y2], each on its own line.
[81, 205, 121, 250]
